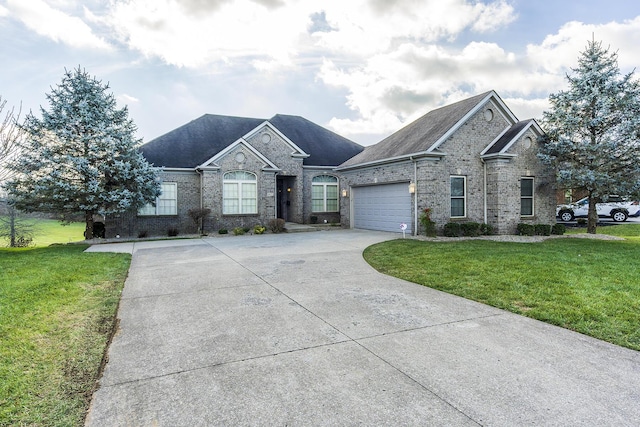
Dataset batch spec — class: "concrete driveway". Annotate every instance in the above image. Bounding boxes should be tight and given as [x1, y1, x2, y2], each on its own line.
[85, 230, 640, 426]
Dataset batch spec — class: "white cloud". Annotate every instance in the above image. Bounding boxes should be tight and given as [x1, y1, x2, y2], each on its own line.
[314, 0, 516, 57]
[527, 17, 640, 74]
[0, 5, 8, 17]
[320, 16, 640, 140]
[101, 0, 516, 70]
[5, 0, 111, 50]
[105, 0, 314, 68]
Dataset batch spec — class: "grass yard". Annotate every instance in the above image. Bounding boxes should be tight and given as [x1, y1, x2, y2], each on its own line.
[31, 220, 85, 247]
[0, 245, 130, 426]
[364, 224, 640, 351]
[0, 217, 85, 248]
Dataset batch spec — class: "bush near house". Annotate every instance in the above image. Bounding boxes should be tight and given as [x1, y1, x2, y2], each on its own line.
[268, 218, 286, 233]
[535, 224, 552, 236]
[443, 222, 462, 237]
[443, 221, 493, 237]
[516, 223, 536, 236]
[419, 208, 437, 237]
[552, 224, 566, 235]
[460, 222, 481, 237]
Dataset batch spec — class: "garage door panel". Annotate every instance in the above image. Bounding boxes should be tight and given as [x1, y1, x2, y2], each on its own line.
[353, 183, 412, 233]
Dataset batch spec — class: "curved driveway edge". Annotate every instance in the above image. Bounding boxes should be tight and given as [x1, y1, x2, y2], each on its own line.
[85, 229, 640, 426]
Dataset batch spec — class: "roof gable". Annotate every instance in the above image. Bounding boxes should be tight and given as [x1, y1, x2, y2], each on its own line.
[243, 121, 309, 159]
[338, 91, 519, 169]
[199, 137, 280, 170]
[482, 119, 544, 158]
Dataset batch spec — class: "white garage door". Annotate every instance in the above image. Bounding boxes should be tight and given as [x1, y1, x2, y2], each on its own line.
[353, 183, 412, 233]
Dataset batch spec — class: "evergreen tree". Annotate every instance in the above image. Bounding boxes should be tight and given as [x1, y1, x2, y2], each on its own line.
[539, 41, 640, 233]
[5, 67, 160, 239]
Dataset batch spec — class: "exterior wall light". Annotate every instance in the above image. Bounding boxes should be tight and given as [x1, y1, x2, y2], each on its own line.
[408, 182, 416, 194]
[341, 188, 348, 197]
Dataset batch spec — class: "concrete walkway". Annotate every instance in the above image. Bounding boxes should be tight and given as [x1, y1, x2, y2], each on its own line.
[85, 230, 640, 426]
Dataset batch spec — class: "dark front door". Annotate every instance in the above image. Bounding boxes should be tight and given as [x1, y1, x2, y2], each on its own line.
[277, 176, 294, 221]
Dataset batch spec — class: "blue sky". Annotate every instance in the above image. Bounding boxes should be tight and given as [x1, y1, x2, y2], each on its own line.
[2, 0, 640, 146]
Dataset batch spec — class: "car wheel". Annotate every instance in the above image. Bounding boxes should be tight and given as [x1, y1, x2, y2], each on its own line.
[612, 210, 628, 222]
[559, 210, 574, 222]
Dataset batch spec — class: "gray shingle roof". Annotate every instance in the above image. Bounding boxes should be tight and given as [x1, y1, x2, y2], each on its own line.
[339, 91, 494, 168]
[139, 113, 363, 168]
[484, 120, 531, 155]
[269, 114, 363, 166]
[140, 114, 264, 168]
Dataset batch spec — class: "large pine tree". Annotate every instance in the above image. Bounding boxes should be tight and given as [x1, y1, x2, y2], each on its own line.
[539, 41, 640, 233]
[6, 67, 160, 239]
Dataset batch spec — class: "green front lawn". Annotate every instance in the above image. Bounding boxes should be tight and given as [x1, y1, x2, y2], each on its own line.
[0, 245, 130, 426]
[364, 226, 640, 351]
[0, 217, 85, 248]
[32, 220, 85, 247]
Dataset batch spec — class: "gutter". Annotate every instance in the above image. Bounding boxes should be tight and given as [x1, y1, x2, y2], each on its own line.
[195, 168, 203, 209]
[336, 151, 445, 172]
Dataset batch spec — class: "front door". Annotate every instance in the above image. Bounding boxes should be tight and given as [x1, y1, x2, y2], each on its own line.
[277, 176, 295, 221]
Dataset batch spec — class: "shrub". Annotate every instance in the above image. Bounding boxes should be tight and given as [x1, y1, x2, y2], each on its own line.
[551, 223, 566, 235]
[137, 230, 148, 238]
[461, 222, 481, 237]
[535, 224, 552, 236]
[253, 225, 266, 235]
[268, 218, 286, 233]
[188, 208, 211, 234]
[577, 218, 587, 226]
[310, 215, 318, 224]
[167, 228, 179, 237]
[419, 208, 436, 237]
[233, 227, 245, 236]
[443, 222, 462, 237]
[218, 229, 228, 234]
[516, 223, 535, 236]
[480, 223, 495, 235]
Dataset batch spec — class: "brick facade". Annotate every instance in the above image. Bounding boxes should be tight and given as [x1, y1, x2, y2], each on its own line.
[106, 92, 556, 238]
[339, 100, 556, 235]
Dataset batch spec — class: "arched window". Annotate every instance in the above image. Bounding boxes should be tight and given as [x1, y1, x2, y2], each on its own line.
[312, 175, 338, 212]
[223, 171, 257, 214]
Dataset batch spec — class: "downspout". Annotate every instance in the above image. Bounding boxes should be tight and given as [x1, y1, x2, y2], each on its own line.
[274, 173, 278, 220]
[411, 156, 418, 236]
[481, 159, 487, 225]
[195, 168, 203, 209]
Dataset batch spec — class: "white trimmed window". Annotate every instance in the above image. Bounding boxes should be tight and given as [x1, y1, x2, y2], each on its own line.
[139, 182, 177, 216]
[521, 177, 534, 216]
[223, 171, 257, 214]
[450, 176, 466, 218]
[312, 175, 339, 212]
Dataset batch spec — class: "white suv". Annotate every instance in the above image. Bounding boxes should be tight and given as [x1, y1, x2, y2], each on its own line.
[557, 196, 640, 222]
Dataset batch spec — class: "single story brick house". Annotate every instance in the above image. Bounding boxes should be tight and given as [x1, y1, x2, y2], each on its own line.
[337, 90, 556, 234]
[105, 90, 555, 237]
[105, 114, 364, 237]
